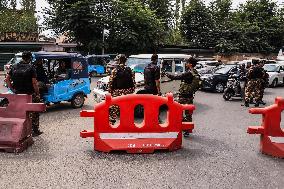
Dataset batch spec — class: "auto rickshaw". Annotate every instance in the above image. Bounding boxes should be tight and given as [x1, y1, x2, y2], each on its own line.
[6, 52, 91, 108]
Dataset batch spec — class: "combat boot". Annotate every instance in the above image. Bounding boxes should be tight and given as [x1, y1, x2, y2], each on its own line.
[255, 101, 260, 107]
[244, 101, 249, 107]
[183, 130, 190, 137]
[259, 100, 266, 105]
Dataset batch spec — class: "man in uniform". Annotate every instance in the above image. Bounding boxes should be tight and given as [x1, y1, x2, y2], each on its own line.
[6, 51, 43, 136]
[34, 59, 49, 98]
[143, 54, 161, 95]
[166, 57, 201, 137]
[244, 59, 266, 107]
[108, 54, 135, 124]
[258, 60, 268, 105]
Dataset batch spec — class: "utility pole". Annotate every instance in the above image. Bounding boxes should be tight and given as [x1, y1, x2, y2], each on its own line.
[102, 29, 105, 55]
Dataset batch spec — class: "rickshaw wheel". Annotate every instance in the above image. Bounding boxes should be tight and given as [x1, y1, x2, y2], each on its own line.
[71, 93, 85, 108]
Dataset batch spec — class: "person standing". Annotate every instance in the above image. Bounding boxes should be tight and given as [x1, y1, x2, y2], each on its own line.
[143, 54, 161, 95]
[6, 51, 43, 136]
[34, 59, 49, 98]
[244, 59, 265, 107]
[166, 57, 201, 137]
[258, 60, 268, 105]
[108, 54, 135, 124]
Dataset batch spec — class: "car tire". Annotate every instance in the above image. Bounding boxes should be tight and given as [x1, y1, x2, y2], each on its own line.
[270, 79, 278, 88]
[215, 82, 225, 93]
[71, 93, 85, 109]
[91, 71, 97, 77]
[223, 89, 233, 101]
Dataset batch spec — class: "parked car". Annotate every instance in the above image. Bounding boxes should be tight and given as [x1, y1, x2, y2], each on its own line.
[93, 54, 192, 102]
[196, 61, 220, 74]
[263, 63, 284, 87]
[201, 64, 238, 93]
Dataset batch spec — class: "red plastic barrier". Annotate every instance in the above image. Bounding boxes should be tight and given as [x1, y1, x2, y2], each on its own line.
[0, 94, 46, 153]
[247, 97, 284, 158]
[80, 93, 195, 153]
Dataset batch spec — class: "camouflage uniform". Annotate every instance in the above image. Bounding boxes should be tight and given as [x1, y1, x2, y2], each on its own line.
[245, 65, 266, 105]
[108, 64, 135, 123]
[30, 94, 42, 133]
[167, 68, 201, 122]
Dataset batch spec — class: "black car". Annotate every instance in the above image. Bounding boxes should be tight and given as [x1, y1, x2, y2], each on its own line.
[201, 64, 238, 93]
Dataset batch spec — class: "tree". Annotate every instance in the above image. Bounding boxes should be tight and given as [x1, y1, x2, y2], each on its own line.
[180, 0, 214, 48]
[45, 0, 164, 54]
[233, 0, 284, 53]
[141, 0, 173, 29]
[21, 0, 36, 11]
[0, 0, 37, 33]
[106, 0, 164, 54]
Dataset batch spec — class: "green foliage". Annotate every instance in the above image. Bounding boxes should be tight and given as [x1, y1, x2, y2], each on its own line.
[45, 0, 165, 54]
[141, 0, 173, 29]
[45, 0, 284, 54]
[0, 9, 37, 33]
[107, 0, 164, 54]
[180, 0, 284, 54]
[180, 0, 215, 48]
[0, 0, 37, 33]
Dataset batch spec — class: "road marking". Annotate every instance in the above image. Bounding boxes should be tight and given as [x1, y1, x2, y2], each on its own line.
[100, 132, 179, 139]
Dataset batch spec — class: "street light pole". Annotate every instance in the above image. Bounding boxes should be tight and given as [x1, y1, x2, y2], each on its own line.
[102, 29, 105, 55]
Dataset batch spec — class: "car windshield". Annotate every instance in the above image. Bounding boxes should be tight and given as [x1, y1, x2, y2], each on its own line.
[127, 58, 150, 66]
[264, 64, 278, 72]
[215, 65, 235, 74]
[133, 64, 147, 73]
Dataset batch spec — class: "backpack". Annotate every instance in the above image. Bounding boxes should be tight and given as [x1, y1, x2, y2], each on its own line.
[112, 66, 134, 90]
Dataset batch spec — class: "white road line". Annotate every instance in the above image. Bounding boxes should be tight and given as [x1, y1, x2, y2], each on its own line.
[100, 132, 179, 139]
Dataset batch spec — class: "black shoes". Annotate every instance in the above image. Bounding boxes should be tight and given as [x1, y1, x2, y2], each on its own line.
[255, 101, 261, 107]
[244, 101, 249, 107]
[32, 130, 43, 137]
[259, 100, 266, 105]
[183, 131, 190, 137]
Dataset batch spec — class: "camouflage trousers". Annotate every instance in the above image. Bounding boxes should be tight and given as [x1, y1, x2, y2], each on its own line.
[29, 94, 42, 132]
[109, 88, 135, 124]
[245, 79, 262, 102]
[178, 94, 194, 122]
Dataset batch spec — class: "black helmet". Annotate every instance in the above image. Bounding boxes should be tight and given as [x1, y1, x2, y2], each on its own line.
[22, 51, 32, 62]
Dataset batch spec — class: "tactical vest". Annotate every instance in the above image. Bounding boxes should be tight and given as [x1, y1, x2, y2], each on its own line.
[179, 70, 201, 95]
[112, 66, 134, 90]
[10, 62, 35, 94]
[248, 67, 264, 79]
[144, 64, 158, 88]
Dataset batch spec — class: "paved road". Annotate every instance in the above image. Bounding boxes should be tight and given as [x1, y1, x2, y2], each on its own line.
[0, 75, 283, 189]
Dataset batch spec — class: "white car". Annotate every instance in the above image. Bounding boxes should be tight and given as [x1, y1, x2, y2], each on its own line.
[263, 64, 284, 87]
[93, 54, 192, 102]
[196, 61, 219, 74]
[93, 72, 145, 102]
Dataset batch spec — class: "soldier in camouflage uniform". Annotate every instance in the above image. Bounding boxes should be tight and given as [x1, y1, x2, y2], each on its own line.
[108, 54, 135, 124]
[258, 60, 268, 105]
[244, 59, 266, 107]
[166, 57, 201, 137]
[6, 51, 43, 136]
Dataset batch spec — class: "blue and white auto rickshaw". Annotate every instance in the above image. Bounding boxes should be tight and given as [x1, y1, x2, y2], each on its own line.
[33, 52, 91, 108]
